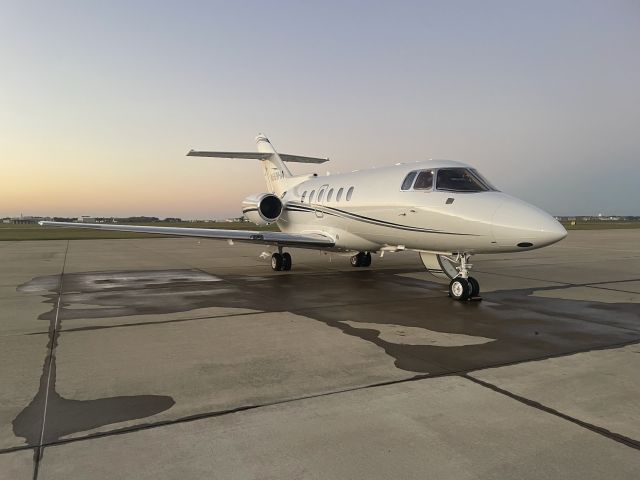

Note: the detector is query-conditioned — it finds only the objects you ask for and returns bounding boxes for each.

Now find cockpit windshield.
[436,168,496,192]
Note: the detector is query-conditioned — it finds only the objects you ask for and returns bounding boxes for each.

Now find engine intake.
[242,193,283,225]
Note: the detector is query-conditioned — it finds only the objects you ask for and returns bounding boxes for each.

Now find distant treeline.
[557,216,640,221]
[51,216,176,223]
[51,216,246,223]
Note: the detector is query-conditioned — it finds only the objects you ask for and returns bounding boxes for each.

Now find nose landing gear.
[447,253,481,301]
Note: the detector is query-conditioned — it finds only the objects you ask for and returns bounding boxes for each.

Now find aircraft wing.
[39,222,335,248]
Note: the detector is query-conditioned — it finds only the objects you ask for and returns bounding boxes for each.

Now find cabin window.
[309,190,316,203]
[436,168,492,192]
[346,186,354,201]
[318,189,325,202]
[301,191,307,203]
[336,187,344,201]
[327,188,334,202]
[414,170,434,190]
[401,171,417,190]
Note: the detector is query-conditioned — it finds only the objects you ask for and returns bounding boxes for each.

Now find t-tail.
[187,134,329,196]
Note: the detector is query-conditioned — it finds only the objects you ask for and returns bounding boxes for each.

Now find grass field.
[0,219,637,241]
[0,222,277,241]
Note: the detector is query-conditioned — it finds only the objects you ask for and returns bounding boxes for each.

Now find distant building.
[78,216,96,223]
[10,216,46,224]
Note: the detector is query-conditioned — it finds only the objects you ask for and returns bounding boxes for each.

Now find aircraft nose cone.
[492,198,567,249]
[542,216,568,244]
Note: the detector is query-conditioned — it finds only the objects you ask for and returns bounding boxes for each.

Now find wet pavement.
[0,230,639,479]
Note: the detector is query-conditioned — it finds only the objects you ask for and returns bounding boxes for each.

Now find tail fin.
[254,134,292,195]
[187,134,329,196]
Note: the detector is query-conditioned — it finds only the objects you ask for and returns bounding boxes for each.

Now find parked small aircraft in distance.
[41,134,567,300]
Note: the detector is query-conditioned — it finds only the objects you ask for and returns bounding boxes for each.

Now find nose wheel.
[446,253,481,301]
[271,250,292,271]
[449,277,470,300]
[448,276,480,300]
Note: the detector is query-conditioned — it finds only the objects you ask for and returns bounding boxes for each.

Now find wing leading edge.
[39,222,335,248]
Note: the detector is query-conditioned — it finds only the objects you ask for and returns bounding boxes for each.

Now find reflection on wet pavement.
[13,267,640,445]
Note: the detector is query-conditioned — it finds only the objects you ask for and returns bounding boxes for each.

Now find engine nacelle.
[242,193,283,225]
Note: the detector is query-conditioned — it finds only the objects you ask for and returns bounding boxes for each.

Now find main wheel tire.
[282,252,292,271]
[350,254,361,267]
[361,252,372,267]
[271,253,283,271]
[449,277,470,301]
[468,276,480,297]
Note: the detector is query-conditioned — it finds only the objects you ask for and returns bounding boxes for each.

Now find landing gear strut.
[350,251,372,267]
[447,253,480,301]
[271,248,292,271]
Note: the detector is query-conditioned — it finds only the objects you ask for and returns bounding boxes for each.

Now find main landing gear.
[447,253,481,301]
[271,248,292,271]
[350,251,372,267]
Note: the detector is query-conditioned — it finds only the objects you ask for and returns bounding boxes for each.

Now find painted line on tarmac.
[33,240,69,480]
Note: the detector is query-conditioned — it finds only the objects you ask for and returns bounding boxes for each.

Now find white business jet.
[41,134,567,301]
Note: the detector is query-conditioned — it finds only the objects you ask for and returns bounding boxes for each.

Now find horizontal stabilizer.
[279,154,329,164]
[187,150,328,164]
[187,151,271,160]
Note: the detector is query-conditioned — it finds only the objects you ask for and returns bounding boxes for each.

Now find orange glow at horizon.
[1,141,272,219]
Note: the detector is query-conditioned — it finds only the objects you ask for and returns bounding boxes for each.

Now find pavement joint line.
[194,267,445,313]
[461,374,640,451]
[584,285,640,295]
[1,331,51,338]
[2,337,638,457]
[586,278,640,286]
[38,295,450,337]
[43,298,433,334]
[475,294,640,334]
[13,268,449,337]
[48,310,265,334]
[494,298,640,335]
[33,240,69,480]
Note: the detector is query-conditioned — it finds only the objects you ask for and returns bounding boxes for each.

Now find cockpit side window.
[436,168,492,192]
[470,169,497,191]
[413,170,434,190]
[401,171,417,190]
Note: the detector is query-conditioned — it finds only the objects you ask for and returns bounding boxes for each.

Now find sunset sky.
[2,1,639,218]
